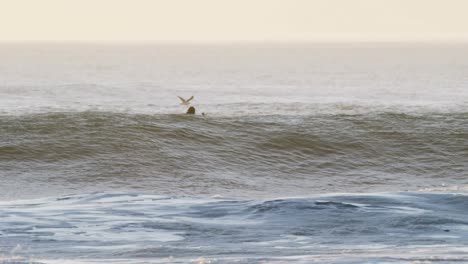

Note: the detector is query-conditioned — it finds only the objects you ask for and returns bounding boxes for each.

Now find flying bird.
[177,96,194,105]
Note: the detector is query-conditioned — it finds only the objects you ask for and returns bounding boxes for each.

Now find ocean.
[0,43,467,263]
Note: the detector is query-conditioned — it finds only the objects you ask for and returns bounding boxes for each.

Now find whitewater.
[0,43,467,263]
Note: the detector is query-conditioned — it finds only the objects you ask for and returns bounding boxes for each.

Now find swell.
[1,111,466,160]
[0,111,467,197]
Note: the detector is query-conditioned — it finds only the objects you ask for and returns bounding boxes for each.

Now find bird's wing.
[177,96,187,103]
[187,96,194,102]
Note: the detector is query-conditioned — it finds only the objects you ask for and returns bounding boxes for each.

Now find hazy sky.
[1,0,467,42]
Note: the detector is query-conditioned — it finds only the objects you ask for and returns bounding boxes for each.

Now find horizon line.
[1,39,468,45]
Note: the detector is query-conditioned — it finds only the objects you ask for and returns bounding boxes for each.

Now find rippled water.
[0,43,467,263]
[1,111,467,200]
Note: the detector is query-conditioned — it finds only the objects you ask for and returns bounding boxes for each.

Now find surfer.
[186,106,196,114]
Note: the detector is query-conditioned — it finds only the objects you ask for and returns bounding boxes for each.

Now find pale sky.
[1,0,468,42]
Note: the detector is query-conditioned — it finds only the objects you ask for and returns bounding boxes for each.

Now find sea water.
[0,43,467,263]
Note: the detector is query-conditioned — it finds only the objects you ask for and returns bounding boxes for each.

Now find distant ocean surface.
[0,43,467,263]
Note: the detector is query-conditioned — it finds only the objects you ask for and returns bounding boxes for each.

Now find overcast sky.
[1,0,467,42]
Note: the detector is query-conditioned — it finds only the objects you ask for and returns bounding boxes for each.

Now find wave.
[0,192,467,263]
[0,111,467,198]
[1,111,467,160]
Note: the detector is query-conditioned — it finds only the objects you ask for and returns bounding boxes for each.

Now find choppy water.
[1,192,468,264]
[0,43,467,263]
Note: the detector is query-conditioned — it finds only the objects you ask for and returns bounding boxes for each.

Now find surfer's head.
[186,106,196,114]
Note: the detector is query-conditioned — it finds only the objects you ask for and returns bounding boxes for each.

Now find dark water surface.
[1,111,467,200]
